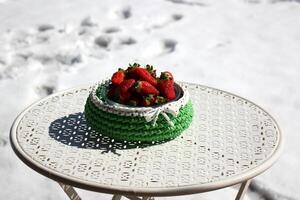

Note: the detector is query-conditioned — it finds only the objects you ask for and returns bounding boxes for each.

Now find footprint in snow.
[166,0,207,6]
[0,137,7,147]
[36,85,56,96]
[94,35,112,49]
[104,27,121,34]
[117,6,132,19]
[162,39,177,54]
[249,180,298,200]
[120,37,136,45]
[81,16,97,27]
[55,52,82,66]
[140,39,177,57]
[151,14,183,29]
[38,24,55,32]
[172,14,184,21]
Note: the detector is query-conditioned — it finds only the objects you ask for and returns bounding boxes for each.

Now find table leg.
[112,194,122,200]
[125,196,142,200]
[124,196,154,200]
[142,197,154,200]
[58,182,82,200]
[58,183,153,200]
[235,179,251,200]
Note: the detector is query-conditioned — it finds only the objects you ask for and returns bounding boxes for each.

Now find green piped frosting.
[84,85,194,142]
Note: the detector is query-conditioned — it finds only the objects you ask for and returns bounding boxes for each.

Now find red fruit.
[133,81,159,95]
[155,96,167,105]
[133,68,158,86]
[107,85,117,99]
[160,71,174,83]
[158,71,176,101]
[125,63,140,78]
[145,64,157,78]
[128,100,138,106]
[158,72,176,101]
[128,96,140,106]
[119,92,131,103]
[141,95,156,107]
[113,86,131,104]
[158,80,176,101]
[111,69,125,85]
[119,79,136,94]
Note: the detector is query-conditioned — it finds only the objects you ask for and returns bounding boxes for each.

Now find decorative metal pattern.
[11,83,281,195]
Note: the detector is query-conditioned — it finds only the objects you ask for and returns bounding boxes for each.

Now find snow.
[0,0,300,199]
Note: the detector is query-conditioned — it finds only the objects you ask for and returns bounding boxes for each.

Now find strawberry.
[133,67,158,86]
[141,94,156,107]
[108,86,131,104]
[125,63,140,78]
[128,100,139,106]
[111,68,125,85]
[155,96,167,105]
[158,72,176,101]
[107,85,117,99]
[160,71,174,83]
[145,64,156,78]
[119,92,131,103]
[117,87,131,104]
[128,96,141,106]
[119,79,136,94]
[133,81,159,95]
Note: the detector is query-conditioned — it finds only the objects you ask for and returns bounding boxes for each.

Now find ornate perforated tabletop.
[10,82,282,200]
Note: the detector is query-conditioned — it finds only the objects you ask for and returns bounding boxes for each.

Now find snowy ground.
[0,0,300,199]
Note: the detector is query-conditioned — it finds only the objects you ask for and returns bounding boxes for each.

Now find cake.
[84,63,193,142]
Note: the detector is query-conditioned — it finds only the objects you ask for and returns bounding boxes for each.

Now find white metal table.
[10,82,282,200]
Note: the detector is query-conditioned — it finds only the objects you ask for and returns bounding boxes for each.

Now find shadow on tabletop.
[48,112,168,155]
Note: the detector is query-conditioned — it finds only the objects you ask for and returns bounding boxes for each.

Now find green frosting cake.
[84,80,193,142]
